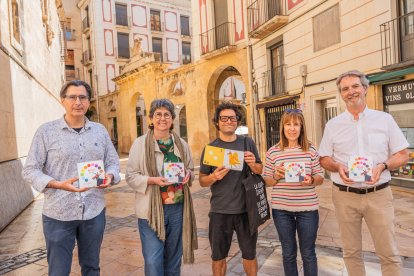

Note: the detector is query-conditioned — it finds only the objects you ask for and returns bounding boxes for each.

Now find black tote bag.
[242,137,270,235]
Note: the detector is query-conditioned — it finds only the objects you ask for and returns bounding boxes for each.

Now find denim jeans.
[138,203,183,276]
[272,209,319,276]
[42,209,106,276]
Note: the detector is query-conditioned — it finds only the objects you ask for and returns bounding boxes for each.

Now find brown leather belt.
[333,182,389,194]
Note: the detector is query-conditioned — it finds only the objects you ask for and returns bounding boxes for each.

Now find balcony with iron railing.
[82,17,90,32]
[200,22,236,59]
[262,65,286,99]
[82,49,92,65]
[380,11,414,69]
[247,0,288,39]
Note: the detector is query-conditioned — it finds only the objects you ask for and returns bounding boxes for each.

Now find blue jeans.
[272,209,319,276]
[138,204,183,276]
[42,209,106,276]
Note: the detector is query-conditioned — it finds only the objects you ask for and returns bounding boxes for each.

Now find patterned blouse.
[157,138,184,204]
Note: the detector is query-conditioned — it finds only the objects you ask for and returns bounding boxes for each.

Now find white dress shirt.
[319,107,409,187]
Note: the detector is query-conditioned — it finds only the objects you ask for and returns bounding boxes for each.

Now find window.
[11,0,21,43]
[269,43,284,96]
[117,32,130,59]
[182,42,191,64]
[313,4,340,52]
[83,6,90,30]
[150,10,161,31]
[115,3,128,26]
[65,49,75,80]
[152,37,163,61]
[180,15,190,36]
[65,18,72,40]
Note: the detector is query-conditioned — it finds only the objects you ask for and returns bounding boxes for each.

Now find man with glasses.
[319,70,409,276]
[199,102,263,276]
[22,80,120,276]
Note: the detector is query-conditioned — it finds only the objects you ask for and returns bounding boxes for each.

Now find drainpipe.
[247,41,261,152]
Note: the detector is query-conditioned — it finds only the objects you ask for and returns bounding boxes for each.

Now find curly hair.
[212,101,243,130]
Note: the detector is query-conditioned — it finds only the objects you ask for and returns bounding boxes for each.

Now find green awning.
[367,67,414,84]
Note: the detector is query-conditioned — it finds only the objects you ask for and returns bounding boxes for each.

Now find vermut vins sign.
[383,79,414,105]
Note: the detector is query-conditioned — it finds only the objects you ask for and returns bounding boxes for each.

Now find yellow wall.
[113,48,250,165]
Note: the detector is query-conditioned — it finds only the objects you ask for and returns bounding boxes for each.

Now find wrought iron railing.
[380,11,414,67]
[247,0,285,33]
[200,22,235,55]
[262,65,286,98]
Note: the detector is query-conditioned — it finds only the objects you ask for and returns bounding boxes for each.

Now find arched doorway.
[207,66,247,140]
[86,106,98,122]
[135,96,146,137]
[107,100,118,150]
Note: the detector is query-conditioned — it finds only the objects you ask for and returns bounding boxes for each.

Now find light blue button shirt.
[22,117,120,221]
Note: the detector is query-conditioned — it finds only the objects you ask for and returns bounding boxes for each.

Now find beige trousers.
[332,186,402,276]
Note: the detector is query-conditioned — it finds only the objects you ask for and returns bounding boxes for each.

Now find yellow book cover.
[203,145,244,171]
[203,145,225,167]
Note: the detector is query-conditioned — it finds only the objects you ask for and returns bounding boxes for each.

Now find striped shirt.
[263,144,323,212]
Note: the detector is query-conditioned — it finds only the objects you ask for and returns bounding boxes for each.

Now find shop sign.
[383,79,414,105]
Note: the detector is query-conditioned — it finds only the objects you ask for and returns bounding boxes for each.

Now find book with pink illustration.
[348,156,373,182]
[163,162,186,183]
[77,160,106,188]
[284,162,306,182]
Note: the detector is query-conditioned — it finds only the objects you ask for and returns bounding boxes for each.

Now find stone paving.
[1,157,414,275]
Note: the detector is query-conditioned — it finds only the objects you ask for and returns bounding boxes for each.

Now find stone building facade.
[113,0,251,165]
[248,0,414,187]
[76,0,193,144]
[0,0,66,230]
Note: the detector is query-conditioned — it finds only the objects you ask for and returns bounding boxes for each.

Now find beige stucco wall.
[0,0,65,230]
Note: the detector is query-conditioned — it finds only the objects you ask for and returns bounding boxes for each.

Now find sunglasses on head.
[284,108,302,114]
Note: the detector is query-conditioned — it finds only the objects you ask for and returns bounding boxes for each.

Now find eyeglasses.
[219,116,239,122]
[284,108,302,114]
[154,112,172,120]
[64,95,89,103]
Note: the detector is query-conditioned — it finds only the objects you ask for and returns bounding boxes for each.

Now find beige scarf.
[145,129,198,264]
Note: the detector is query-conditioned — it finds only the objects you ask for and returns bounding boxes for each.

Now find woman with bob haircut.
[263,109,324,276]
[126,98,197,276]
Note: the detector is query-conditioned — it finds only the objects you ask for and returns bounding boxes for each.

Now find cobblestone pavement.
[1,157,414,275]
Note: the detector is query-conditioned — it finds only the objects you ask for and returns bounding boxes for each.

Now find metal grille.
[265,103,296,150]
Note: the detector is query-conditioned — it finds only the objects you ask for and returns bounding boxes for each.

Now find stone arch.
[87,106,98,122]
[206,65,247,140]
[130,92,147,139]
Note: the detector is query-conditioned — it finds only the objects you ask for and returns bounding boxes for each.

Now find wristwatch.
[382,162,388,170]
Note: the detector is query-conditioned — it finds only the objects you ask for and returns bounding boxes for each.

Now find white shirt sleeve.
[318,122,333,157]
